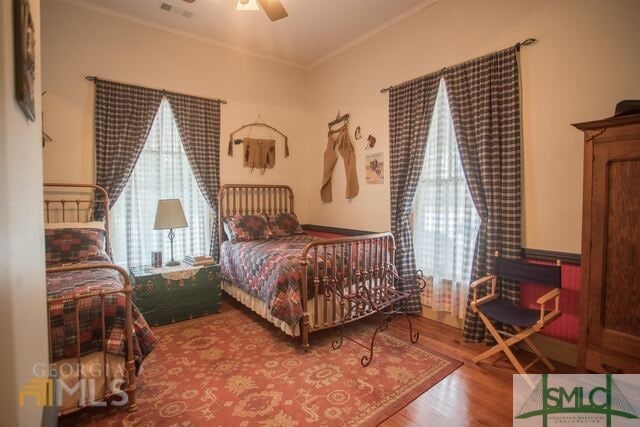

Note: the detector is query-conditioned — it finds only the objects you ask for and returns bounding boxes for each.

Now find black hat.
[614,100,640,117]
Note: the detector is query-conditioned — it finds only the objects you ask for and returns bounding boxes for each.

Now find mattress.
[222,280,338,336]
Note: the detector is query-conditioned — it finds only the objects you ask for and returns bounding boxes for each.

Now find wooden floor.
[221,299,574,427]
[377,313,573,426]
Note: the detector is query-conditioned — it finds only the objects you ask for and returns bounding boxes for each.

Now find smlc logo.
[514,374,639,427]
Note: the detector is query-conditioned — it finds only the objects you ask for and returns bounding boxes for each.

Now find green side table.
[129,263,221,327]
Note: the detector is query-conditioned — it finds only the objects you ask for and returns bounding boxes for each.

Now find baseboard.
[420,305,577,368]
[522,334,577,368]
[420,306,465,330]
[42,405,57,427]
[42,376,58,427]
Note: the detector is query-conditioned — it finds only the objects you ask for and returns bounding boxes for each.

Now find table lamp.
[153,199,188,266]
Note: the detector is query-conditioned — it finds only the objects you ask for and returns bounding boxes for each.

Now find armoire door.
[588,136,640,360]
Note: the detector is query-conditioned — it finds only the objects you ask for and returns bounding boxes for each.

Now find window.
[111,98,211,267]
[412,78,481,319]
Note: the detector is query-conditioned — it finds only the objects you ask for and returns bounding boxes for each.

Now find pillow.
[45,226,107,266]
[266,212,305,237]
[223,215,272,243]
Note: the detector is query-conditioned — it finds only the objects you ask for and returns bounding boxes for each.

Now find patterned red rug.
[61,308,461,426]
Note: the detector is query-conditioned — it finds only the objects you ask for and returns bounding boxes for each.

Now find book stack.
[184,255,215,266]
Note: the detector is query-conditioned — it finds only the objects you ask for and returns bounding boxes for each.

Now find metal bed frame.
[218,184,425,364]
[44,183,136,415]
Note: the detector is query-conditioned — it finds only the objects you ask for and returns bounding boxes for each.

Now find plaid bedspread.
[220,235,323,327]
[47,258,157,364]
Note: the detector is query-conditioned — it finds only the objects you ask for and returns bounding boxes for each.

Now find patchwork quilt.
[220,235,323,327]
[220,234,392,328]
[47,256,157,365]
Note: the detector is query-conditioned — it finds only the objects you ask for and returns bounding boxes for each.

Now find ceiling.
[71,0,433,68]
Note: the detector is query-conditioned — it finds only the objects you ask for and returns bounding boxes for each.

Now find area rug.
[61,308,462,426]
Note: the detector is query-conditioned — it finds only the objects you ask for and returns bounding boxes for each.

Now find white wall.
[0,0,49,425]
[305,0,640,253]
[41,0,310,221]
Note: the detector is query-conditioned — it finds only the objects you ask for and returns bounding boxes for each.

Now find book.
[184,255,214,266]
[188,260,215,266]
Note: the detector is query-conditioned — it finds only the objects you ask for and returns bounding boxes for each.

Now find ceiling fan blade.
[257,0,288,21]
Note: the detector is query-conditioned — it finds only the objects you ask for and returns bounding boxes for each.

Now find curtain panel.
[166,93,221,260]
[111,99,212,267]
[94,80,163,220]
[443,47,523,342]
[389,72,442,312]
[413,78,480,320]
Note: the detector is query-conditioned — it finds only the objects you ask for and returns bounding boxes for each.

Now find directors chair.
[470,252,562,379]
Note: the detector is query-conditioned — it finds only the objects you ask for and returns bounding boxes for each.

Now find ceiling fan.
[237,0,288,22]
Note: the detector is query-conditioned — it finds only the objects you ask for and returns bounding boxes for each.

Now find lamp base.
[165,260,180,267]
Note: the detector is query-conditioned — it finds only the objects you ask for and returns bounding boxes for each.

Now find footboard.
[46,263,137,415]
[298,232,398,349]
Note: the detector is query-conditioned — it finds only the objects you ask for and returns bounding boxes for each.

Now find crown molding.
[307,0,440,69]
[57,0,441,70]
[57,0,307,70]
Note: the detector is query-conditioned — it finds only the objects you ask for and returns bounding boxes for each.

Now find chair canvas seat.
[479,298,544,327]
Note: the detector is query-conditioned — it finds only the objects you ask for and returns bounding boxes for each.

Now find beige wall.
[305,0,640,253]
[41,0,311,221]
[0,0,49,425]
[42,0,640,254]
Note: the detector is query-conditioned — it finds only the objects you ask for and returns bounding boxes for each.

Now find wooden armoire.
[573,114,640,373]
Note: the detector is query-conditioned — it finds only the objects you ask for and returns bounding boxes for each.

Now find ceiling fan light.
[236,0,259,11]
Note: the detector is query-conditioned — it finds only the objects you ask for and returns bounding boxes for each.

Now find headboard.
[217,184,295,244]
[43,183,112,254]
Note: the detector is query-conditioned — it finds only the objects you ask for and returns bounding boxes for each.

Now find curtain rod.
[380,38,537,94]
[85,75,228,104]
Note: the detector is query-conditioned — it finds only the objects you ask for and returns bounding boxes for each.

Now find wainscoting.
[303,224,582,366]
[520,259,581,344]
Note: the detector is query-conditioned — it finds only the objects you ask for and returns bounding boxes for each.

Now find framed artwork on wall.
[14,0,36,121]
[365,152,384,184]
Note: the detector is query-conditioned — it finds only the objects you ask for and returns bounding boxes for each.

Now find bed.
[44,183,156,415]
[218,184,419,353]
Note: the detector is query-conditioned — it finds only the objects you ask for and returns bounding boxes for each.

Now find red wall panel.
[520,260,581,343]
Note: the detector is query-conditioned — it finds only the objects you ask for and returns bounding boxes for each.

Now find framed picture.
[365,152,384,184]
[14,0,36,121]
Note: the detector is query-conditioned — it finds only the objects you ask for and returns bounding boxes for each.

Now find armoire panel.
[604,159,640,336]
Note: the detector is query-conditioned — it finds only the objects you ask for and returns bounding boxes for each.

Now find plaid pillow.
[45,227,107,267]
[223,215,272,243]
[267,212,305,237]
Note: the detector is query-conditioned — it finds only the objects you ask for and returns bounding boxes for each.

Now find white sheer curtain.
[111,98,211,267]
[412,78,481,319]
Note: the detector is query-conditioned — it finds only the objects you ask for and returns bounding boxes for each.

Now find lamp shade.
[153,199,188,230]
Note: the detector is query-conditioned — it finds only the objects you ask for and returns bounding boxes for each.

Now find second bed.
[218,184,407,350]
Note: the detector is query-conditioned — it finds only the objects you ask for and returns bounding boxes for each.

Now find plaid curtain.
[389,72,442,312]
[443,47,522,342]
[94,80,163,219]
[166,93,221,260]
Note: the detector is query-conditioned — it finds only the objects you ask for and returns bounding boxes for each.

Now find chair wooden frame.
[470,253,561,385]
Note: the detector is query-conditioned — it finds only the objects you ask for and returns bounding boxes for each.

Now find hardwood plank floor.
[374,313,574,426]
[220,299,573,427]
